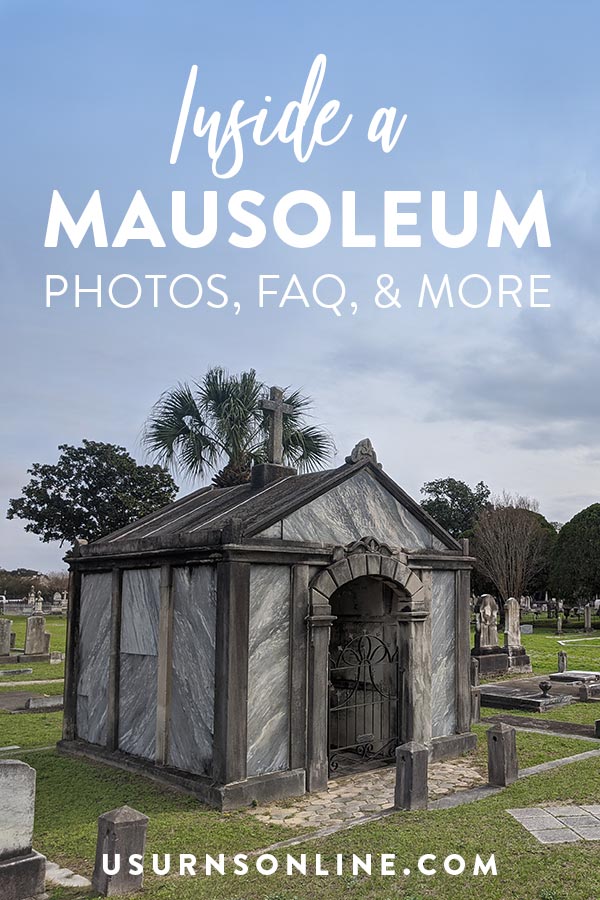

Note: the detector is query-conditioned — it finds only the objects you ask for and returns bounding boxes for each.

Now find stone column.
[487,723,518,786]
[455,561,472,734]
[289,564,309,771]
[306,592,336,792]
[155,565,173,766]
[62,566,81,741]
[212,560,250,785]
[397,608,432,745]
[107,568,123,751]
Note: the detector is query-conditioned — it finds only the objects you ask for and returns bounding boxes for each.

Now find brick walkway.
[249,759,485,828]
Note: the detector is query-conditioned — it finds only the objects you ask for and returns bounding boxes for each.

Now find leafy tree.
[143,367,334,486]
[7,441,178,545]
[420,477,491,537]
[550,504,600,601]
[471,493,555,602]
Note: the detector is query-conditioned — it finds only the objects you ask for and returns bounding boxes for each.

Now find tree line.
[5,367,599,606]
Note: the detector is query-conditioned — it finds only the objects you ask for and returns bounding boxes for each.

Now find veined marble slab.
[276,468,448,551]
[118,653,157,759]
[168,565,216,776]
[431,570,457,737]
[247,565,291,777]
[77,572,111,746]
[120,568,160,656]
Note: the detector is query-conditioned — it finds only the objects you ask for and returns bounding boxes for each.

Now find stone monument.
[584,603,593,633]
[503,597,532,673]
[21,615,51,662]
[0,618,12,661]
[472,594,509,676]
[0,760,47,899]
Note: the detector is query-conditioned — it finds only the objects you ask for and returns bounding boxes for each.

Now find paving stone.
[581,805,600,817]
[544,805,585,816]
[556,815,599,829]
[570,826,600,841]
[507,808,550,820]
[528,828,581,844]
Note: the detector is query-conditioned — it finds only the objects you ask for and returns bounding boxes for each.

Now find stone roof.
[85,456,461,554]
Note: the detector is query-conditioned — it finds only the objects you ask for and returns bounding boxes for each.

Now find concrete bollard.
[558,650,568,673]
[487,723,518,786]
[394,741,428,810]
[92,805,148,896]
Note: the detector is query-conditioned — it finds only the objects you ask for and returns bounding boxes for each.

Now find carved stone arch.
[309,537,425,612]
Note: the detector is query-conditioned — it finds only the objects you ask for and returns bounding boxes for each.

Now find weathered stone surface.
[24,616,49,656]
[584,604,593,633]
[0,619,12,657]
[0,760,36,858]
[92,805,148,896]
[487,723,518,786]
[0,850,47,900]
[431,571,457,738]
[395,741,428,810]
[558,651,568,673]
[504,598,521,650]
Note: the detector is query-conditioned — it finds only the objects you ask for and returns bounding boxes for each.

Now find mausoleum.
[60,405,475,809]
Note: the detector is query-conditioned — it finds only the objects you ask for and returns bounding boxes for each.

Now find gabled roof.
[92,456,462,553]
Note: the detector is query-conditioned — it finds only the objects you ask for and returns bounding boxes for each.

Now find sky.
[1,0,599,573]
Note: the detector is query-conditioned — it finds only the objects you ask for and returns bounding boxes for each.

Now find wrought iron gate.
[328,633,402,774]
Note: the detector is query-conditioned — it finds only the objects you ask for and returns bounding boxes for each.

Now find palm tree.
[142,367,335,487]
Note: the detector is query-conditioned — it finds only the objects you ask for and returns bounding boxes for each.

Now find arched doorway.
[328,576,404,775]
[306,538,431,791]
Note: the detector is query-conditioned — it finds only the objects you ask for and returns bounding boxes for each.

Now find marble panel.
[167,565,217,776]
[77,572,112,746]
[247,565,291,777]
[431,570,457,737]
[120,569,160,656]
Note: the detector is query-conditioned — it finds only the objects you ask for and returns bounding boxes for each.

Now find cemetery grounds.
[2,616,600,899]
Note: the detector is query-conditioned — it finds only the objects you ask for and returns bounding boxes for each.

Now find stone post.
[0,760,47,900]
[584,603,593,633]
[558,650,568,673]
[394,741,428,810]
[487,723,518,786]
[470,657,481,725]
[0,617,12,658]
[556,614,562,635]
[92,806,148,896]
[306,593,336,792]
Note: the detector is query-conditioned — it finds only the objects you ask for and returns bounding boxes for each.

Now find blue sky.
[1,1,599,572]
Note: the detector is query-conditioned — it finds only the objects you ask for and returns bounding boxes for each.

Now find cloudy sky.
[1,0,599,573]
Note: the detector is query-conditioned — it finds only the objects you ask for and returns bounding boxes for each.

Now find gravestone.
[0,618,12,660]
[520,624,533,635]
[472,594,509,676]
[556,614,563,635]
[504,598,532,673]
[558,650,568,673]
[0,760,47,899]
[92,806,148,896]
[22,615,50,661]
[584,604,593,633]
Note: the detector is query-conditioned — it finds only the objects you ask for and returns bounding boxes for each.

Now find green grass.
[470,724,595,769]
[40,748,600,900]
[0,679,64,695]
[0,709,63,749]
[482,704,600,726]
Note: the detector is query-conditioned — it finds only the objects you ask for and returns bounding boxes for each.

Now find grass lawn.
[35,746,600,900]
[0,615,66,683]
[481,703,600,726]
[0,709,63,749]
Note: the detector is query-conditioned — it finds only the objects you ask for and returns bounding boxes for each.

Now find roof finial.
[345,438,382,468]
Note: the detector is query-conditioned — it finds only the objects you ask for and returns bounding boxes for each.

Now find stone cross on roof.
[261,386,294,466]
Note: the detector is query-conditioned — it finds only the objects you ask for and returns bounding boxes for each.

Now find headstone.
[520,624,533,635]
[394,742,428,810]
[33,593,43,614]
[0,618,12,658]
[0,760,46,899]
[472,595,509,676]
[487,723,518,786]
[23,615,50,658]
[585,604,593,633]
[556,614,563,635]
[558,650,568,673]
[92,806,149,896]
[503,597,532,673]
